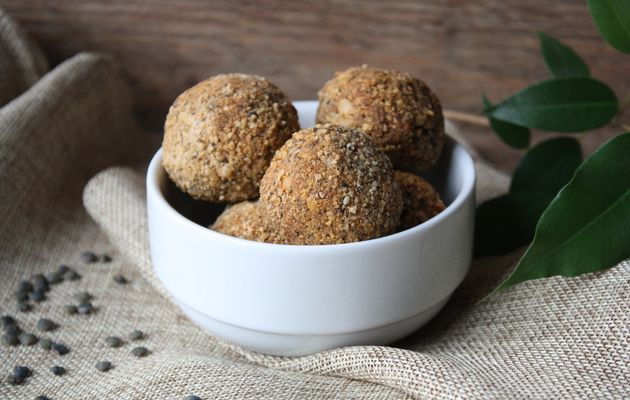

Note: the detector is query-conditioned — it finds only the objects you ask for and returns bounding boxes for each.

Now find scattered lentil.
[39,338,52,350]
[17,302,32,313]
[35,396,51,400]
[77,302,94,315]
[51,365,66,376]
[80,251,98,263]
[63,270,80,281]
[3,333,19,346]
[36,318,58,332]
[7,373,24,385]
[105,336,123,348]
[15,291,29,302]
[18,332,38,346]
[13,366,32,378]
[29,290,46,302]
[74,291,92,303]
[18,280,33,292]
[131,346,149,357]
[0,315,15,327]
[32,274,49,292]
[95,361,112,372]
[5,323,21,335]
[64,304,78,315]
[128,330,144,341]
[52,342,70,355]
[101,254,112,263]
[46,271,62,284]
[184,396,202,400]
[57,265,71,274]
[112,274,128,284]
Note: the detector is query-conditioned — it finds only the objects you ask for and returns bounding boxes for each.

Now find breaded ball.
[316,66,444,173]
[260,124,403,245]
[163,73,300,202]
[211,201,284,244]
[395,171,445,231]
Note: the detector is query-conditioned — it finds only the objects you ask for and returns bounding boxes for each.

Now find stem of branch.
[443,109,489,127]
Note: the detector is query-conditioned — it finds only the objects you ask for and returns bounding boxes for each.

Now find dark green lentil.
[35,396,51,400]
[18,332,38,346]
[18,280,33,292]
[131,346,149,357]
[46,271,62,284]
[13,366,32,378]
[74,291,92,303]
[39,338,53,350]
[101,254,112,263]
[52,342,70,355]
[15,291,29,302]
[77,302,94,315]
[51,365,66,376]
[64,304,78,315]
[5,323,21,335]
[95,361,112,372]
[105,336,123,348]
[17,302,32,312]
[29,290,46,302]
[37,318,58,332]
[184,396,202,400]
[7,373,24,385]
[63,270,81,281]
[0,315,16,327]
[128,330,144,341]
[57,265,71,274]
[3,333,19,346]
[80,251,98,263]
[32,275,49,292]
[113,274,128,284]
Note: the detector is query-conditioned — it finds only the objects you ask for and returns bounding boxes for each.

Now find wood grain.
[1,0,628,170]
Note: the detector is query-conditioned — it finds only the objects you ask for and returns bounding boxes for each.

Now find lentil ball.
[317,66,445,173]
[163,73,300,202]
[212,201,284,244]
[394,171,446,231]
[260,125,403,244]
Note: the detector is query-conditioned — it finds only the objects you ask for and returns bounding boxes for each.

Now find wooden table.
[2,0,627,171]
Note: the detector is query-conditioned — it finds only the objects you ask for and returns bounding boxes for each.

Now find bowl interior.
[159,100,462,230]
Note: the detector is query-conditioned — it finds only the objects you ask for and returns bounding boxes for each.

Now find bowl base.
[176,296,451,356]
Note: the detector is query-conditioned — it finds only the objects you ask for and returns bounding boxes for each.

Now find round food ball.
[316,66,444,173]
[260,124,403,245]
[163,73,300,202]
[395,171,445,231]
[211,201,284,244]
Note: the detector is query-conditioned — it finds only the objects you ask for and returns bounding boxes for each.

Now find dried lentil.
[95,361,112,372]
[131,346,149,357]
[36,318,58,332]
[18,332,37,345]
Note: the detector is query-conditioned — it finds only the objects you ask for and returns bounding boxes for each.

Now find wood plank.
[1,0,627,171]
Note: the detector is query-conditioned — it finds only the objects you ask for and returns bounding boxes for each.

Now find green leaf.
[510,137,582,193]
[482,95,530,149]
[538,32,590,78]
[588,0,630,53]
[488,78,618,132]
[474,137,582,257]
[493,132,630,293]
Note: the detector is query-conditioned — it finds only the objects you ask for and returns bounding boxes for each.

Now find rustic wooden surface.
[2,0,628,170]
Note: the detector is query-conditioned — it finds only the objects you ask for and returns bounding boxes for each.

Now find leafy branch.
[470,0,630,296]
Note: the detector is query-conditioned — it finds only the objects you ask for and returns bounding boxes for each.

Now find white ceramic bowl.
[147,100,475,356]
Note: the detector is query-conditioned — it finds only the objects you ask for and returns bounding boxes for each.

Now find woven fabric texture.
[1,9,628,400]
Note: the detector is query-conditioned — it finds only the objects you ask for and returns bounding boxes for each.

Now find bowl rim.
[147,139,475,252]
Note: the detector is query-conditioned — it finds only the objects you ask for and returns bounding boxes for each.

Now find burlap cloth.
[1,8,628,399]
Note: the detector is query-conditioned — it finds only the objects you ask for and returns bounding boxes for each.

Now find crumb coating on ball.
[211,201,284,244]
[316,66,444,173]
[394,171,445,231]
[260,124,403,245]
[163,73,299,202]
